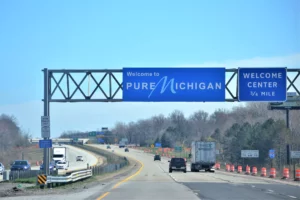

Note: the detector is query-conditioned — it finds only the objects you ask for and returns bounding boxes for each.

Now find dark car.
[0,162,5,175]
[125,148,129,152]
[10,160,31,171]
[107,145,111,149]
[40,161,56,171]
[154,155,161,161]
[168,158,186,173]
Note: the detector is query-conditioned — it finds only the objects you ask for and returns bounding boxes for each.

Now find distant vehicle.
[0,162,5,174]
[56,160,69,170]
[119,141,126,148]
[53,147,67,163]
[40,161,56,171]
[112,149,114,153]
[10,160,31,171]
[76,156,83,161]
[154,155,161,161]
[169,158,186,173]
[190,141,216,172]
[107,145,111,149]
[125,148,129,152]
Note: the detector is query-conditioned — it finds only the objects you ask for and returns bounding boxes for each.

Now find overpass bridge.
[29,138,90,144]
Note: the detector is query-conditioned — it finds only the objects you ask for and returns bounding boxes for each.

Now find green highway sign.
[175,146,183,152]
[89,132,97,137]
[268,96,300,110]
[73,138,78,142]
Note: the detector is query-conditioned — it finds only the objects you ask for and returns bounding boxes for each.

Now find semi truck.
[52,147,67,163]
[119,141,126,148]
[190,141,216,172]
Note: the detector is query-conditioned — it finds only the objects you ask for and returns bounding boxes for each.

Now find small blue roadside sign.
[238,68,287,102]
[97,138,105,143]
[269,149,275,159]
[96,131,105,135]
[155,143,162,147]
[39,139,52,148]
[123,68,226,102]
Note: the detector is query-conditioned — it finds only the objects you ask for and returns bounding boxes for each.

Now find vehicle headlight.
[24,166,28,169]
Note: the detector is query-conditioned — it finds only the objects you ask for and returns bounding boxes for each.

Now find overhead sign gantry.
[41,67,300,175]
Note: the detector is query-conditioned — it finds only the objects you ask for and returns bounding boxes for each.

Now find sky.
[0,0,299,138]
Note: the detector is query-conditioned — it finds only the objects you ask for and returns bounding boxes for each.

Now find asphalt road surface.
[91,145,300,200]
[56,144,98,174]
[2,145,300,200]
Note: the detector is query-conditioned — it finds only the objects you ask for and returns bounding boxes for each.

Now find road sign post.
[175,146,183,152]
[241,150,259,158]
[39,140,52,148]
[43,68,50,176]
[291,151,300,159]
[269,149,275,159]
[238,68,287,102]
[269,149,275,168]
[155,143,162,148]
[41,116,50,138]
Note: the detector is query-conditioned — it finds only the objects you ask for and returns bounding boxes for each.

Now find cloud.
[0,53,299,138]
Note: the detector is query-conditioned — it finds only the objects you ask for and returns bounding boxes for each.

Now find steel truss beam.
[44,68,300,102]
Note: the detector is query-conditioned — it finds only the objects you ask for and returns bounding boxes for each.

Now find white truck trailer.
[53,147,67,163]
[190,141,216,172]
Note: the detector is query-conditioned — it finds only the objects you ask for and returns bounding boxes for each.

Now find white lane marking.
[266,189,274,193]
[170,174,177,182]
[287,195,297,199]
[251,185,255,188]
[157,163,178,182]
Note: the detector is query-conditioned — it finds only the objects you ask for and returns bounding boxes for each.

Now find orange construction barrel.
[226,164,230,172]
[230,165,235,172]
[269,168,276,178]
[245,165,250,175]
[261,167,267,177]
[282,168,289,179]
[252,167,257,176]
[295,169,300,181]
[237,166,242,173]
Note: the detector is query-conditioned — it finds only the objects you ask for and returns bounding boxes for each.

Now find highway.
[2,144,300,200]
[0,145,98,182]
[56,144,98,174]
[87,145,300,200]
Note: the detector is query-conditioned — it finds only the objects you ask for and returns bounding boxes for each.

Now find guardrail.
[3,170,41,181]
[92,160,128,175]
[46,169,92,183]
[73,144,129,175]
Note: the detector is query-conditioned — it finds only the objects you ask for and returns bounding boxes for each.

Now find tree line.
[60,102,300,169]
[0,114,31,166]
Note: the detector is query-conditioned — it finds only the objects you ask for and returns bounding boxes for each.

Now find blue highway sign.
[269,149,275,159]
[238,68,287,102]
[123,68,226,102]
[96,131,105,135]
[155,143,162,147]
[39,139,52,148]
[97,138,105,143]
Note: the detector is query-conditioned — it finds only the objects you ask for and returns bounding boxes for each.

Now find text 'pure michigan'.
[125,71,223,98]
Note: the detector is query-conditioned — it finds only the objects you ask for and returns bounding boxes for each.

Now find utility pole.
[43,68,50,176]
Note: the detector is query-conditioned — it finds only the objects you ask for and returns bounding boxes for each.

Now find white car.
[0,162,4,175]
[56,160,69,170]
[76,156,83,162]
